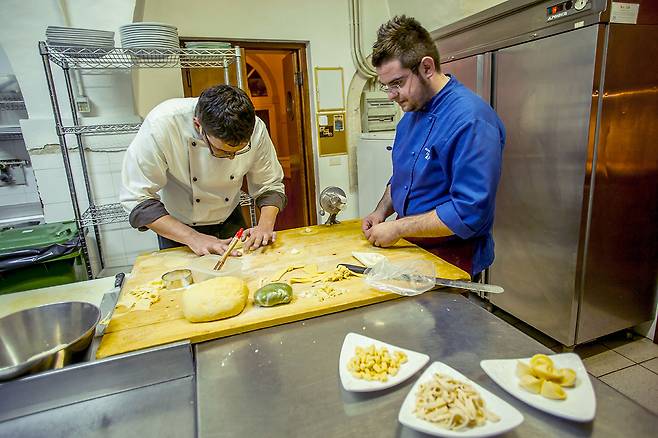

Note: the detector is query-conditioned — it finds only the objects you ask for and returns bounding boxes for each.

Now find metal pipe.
[39,42,93,279]
[234,46,243,89]
[349,0,377,78]
[223,58,230,85]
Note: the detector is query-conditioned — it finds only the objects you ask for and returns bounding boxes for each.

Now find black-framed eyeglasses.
[201,130,251,159]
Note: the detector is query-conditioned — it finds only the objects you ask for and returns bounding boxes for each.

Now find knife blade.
[338,263,504,295]
[95,272,125,337]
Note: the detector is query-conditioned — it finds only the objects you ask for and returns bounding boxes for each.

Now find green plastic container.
[0,221,85,295]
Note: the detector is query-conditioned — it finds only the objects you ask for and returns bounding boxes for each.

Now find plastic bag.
[364,259,435,296]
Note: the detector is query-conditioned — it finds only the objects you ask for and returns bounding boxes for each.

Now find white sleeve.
[119,119,169,214]
[246,121,286,208]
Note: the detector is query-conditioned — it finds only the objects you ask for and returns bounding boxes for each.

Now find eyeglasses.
[379,65,418,94]
[201,130,251,159]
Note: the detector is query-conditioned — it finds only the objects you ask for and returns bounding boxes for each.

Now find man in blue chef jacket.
[361,15,505,278]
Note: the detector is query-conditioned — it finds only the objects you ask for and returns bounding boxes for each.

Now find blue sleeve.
[435,119,503,239]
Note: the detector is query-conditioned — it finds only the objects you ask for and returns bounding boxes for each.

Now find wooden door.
[275,51,310,230]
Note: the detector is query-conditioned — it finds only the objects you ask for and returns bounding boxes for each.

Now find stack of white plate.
[46,26,115,48]
[184,41,232,49]
[119,22,179,49]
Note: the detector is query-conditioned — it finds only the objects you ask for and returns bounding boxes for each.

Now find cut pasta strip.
[414,373,500,430]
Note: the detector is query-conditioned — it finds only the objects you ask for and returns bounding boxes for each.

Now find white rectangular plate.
[399,361,524,437]
[480,353,595,422]
[339,333,429,392]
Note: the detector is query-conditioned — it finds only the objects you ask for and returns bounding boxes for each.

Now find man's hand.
[241,225,277,252]
[362,211,386,237]
[366,220,402,247]
[186,233,242,256]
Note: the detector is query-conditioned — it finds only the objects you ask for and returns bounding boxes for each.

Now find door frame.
[180,37,318,225]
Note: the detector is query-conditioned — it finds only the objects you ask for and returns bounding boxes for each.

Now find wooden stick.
[213,228,244,270]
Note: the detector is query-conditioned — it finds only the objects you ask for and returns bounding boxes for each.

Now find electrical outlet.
[75,96,91,113]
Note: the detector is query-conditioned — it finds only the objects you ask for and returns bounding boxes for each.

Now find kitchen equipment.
[95,272,125,337]
[339,263,504,294]
[0,301,100,380]
[357,132,394,217]
[319,186,347,225]
[435,0,658,346]
[213,228,243,270]
[162,269,193,289]
[95,220,469,359]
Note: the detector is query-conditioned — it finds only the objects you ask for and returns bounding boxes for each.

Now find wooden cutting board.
[96,220,469,358]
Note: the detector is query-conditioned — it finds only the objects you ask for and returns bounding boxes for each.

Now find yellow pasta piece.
[516,360,532,378]
[517,354,577,400]
[557,368,577,387]
[541,380,567,400]
[346,344,407,382]
[532,363,562,381]
[529,354,553,368]
[519,374,543,394]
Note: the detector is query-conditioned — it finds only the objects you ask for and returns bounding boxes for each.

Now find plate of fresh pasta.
[399,361,523,437]
[339,333,429,392]
[480,353,595,422]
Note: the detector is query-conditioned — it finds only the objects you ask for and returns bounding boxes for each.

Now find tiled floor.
[468,294,658,416]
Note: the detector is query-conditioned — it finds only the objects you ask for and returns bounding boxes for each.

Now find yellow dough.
[182,276,248,323]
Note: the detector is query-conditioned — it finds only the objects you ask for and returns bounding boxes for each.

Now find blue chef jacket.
[389,76,505,275]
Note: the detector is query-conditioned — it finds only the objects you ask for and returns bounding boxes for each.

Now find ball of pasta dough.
[182,276,248,323]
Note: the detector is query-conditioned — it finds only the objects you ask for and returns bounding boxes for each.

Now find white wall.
[0,0,157,273]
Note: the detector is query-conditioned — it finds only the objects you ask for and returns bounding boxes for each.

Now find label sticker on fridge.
[611,2,639,24]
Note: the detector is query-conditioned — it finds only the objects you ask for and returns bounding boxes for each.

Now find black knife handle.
[338,263,367,274]
[114,272,125,288]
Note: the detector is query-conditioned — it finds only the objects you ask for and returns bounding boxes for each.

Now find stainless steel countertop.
[195,293,657,437]
[0,341,196,437]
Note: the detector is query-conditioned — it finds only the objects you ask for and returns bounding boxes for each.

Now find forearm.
[147,215,198,245]
[395,211,454,239]
[257,205,279,230]
[374,185,395,218]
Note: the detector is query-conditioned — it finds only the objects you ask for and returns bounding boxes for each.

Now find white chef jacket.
[120,97,285,227]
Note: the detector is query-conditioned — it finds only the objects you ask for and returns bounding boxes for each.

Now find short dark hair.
[371,15,440,71]
[195,84,255,146]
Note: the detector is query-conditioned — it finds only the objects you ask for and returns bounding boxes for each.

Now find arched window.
[246,63,268,97]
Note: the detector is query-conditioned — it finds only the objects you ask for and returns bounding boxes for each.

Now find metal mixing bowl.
[0,301,100,381]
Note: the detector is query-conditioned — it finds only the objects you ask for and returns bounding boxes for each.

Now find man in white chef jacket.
[120,84,286,255]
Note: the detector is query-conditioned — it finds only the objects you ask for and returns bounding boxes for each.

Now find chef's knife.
[339,263,504,294]
[95,272,125,337]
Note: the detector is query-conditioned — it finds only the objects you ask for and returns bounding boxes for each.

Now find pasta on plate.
[414,373,500,430]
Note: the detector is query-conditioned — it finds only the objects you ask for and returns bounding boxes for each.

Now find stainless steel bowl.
[0,301,100,381]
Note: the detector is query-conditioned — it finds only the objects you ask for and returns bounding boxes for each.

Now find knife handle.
[114,272,125,288]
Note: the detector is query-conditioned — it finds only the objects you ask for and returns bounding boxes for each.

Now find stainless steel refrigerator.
[433,0,658,346]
